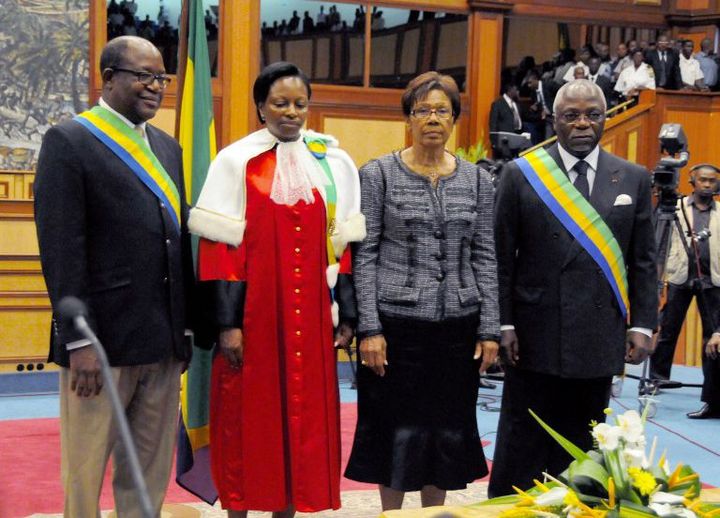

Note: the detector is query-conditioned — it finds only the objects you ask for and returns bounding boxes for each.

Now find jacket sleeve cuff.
[195,280,247,350]
[357,328,383,340]
[335,273,357,327]
[477,334,501,343]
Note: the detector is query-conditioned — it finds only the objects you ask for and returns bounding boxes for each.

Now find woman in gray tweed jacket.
[344,72,501,510]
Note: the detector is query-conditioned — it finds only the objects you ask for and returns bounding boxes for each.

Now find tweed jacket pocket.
[378,283,421,306]
[458,285,482,307]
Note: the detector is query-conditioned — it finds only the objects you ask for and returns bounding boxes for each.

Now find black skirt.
[344,314,488,491]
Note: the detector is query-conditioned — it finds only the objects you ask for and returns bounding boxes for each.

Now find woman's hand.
[219,327,243,369]
[359,334,388,377]
[474,340,499,374]
[334,322,355,350]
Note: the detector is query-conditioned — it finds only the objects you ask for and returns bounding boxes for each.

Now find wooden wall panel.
[322,117,408,167]
[504,18,559,68]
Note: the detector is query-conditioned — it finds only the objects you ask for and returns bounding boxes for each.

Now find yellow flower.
[604,408,613,416]
[499,508,540,517]
[628,467,658,496]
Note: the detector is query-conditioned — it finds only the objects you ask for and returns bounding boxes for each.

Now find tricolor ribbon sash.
[74,106,182,234]
[515,148,629,318]
[305,136,338,267]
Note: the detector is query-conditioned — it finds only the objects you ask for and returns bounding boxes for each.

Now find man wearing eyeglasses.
[489,79,657,497]
[34,36,194,517]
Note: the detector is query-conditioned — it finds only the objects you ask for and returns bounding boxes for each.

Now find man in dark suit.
[490,84,523,159]
[645,34,683,90]
[488,80,657,497]
[524,71,559,143]
[587,57,614,107]
[34,36,193,516]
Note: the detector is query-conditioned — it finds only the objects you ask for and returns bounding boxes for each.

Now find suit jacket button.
[552,232,559,239]
[434,230,445,239]
[159,202,165,209]
[163,277,168,284]
[436,271,446,281]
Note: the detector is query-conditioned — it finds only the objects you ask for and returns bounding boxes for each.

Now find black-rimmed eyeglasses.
[112,67,172,88]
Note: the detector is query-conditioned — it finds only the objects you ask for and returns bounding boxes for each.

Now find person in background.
[695,38,718,90]
[611,42,632,82]
[489,79,657,497]
[34,36,193,517]
[189,61,365,518]
[650,164,720,419]
[563,46,592,82]
[679,40,708,90]
[345,71,500,512]
[525,70,558,143]
[645,34,683,90]
[615,48,656,98]
[586,56,613,106]
[490,83,523,159]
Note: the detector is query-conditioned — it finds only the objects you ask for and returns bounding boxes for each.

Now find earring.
[259,115,266,123]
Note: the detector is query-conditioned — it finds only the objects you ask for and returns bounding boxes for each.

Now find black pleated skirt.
[344,314,488,491]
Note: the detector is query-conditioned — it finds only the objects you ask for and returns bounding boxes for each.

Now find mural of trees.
[0,0,89,170]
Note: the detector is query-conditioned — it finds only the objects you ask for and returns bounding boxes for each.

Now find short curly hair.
[401,72,461,121]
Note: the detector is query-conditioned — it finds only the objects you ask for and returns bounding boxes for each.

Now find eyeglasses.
[112,67,172,88]
[411,107,453,120]
[559,111,604,124]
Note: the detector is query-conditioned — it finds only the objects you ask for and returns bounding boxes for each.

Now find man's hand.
[334,322,355,350]
[69,347,102,398]
[474,340,499,374]
[706,333,720,360]
[500,329,519,367]
[219,327,243,369]
[625,330,653,364]
[359,334,387,377]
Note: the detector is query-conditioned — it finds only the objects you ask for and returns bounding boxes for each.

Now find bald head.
[100,36,162,73]
[554,79,607,114]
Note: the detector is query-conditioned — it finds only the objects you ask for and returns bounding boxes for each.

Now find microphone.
[57,296,154,518]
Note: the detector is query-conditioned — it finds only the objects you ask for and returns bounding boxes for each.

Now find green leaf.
[617,500,658,517]
[567,458,610,493]
[529,409,591,462]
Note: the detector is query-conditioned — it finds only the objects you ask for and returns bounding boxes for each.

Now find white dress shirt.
[679,54,704,86]
[503,93,522,130]
[614,64,656,95]
[563,62,590,82]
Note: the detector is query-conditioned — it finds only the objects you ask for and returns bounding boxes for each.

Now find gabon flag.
[175,0,218,504]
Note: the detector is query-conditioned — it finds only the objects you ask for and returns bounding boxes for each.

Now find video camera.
[652,123,689,211]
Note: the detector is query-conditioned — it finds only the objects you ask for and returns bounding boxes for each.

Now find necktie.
[573,160,590,200]
[511,101,522,130]
[659,52,667,86]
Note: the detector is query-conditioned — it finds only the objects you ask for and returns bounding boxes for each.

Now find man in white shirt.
[612,42,633,82]
[679,40,708,90]
[615,49,656,97]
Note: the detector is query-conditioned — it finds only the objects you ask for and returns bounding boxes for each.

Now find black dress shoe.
[687,404,720,419]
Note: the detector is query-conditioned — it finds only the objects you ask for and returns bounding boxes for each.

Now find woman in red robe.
[188,62,365,518]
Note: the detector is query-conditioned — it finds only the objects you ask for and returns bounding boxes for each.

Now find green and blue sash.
[305,136,338,267]
[74,106,181,234]
[515,148,629,318]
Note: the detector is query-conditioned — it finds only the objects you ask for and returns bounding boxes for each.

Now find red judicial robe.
[198,148,346,512]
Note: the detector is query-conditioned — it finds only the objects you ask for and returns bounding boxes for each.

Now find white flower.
[534,487,568,506]
[623,446,646,469]
[617,410,645,443]
[648,503,697,517]
[592,423,622,451]
[650,492,685,505]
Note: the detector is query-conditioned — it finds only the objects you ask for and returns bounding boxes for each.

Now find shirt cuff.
[628,327,652,338]
[500,325,515,332]
[66,339,92,351]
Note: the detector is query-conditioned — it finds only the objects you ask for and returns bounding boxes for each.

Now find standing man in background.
[489,80,657,497]
[34,36,194,517]
[694,38,718,90]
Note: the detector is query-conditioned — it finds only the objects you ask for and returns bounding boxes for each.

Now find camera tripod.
[623,193,706,417]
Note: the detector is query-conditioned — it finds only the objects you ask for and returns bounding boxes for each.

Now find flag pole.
[175,0,190,139]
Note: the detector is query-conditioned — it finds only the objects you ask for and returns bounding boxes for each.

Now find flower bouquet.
[474,408,720,517]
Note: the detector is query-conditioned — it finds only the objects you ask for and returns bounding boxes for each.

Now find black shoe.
[687,404,720,419]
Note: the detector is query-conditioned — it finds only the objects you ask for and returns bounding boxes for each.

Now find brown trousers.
[60,356,182,518]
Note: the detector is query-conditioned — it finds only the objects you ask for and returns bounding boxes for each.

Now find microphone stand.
[73,316,154,518]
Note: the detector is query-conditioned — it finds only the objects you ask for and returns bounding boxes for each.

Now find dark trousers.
[487,367,611,498]
[650,284,720,407]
